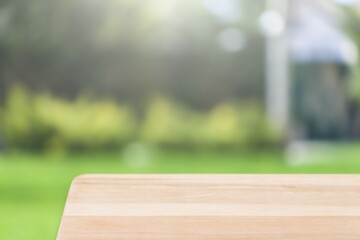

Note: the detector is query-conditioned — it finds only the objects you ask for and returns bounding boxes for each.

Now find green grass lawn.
[1,148,360,239]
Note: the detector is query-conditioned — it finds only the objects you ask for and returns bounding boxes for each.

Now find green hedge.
[0,87,135,151]
[0,87,281,152]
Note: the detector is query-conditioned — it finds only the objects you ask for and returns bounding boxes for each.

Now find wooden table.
[57,174,360,239]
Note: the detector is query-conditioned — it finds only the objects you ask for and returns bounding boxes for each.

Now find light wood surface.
[57,174,360,239]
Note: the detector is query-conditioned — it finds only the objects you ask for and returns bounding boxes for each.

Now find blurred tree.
[339,5,360,137]
[0,0,12,103]
[0,0,266,109]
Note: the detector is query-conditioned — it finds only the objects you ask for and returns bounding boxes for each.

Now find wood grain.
[57,175,360,239]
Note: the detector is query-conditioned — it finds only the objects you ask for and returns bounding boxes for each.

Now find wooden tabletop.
[57,174,360,239]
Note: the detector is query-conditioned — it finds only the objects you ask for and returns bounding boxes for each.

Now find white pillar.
[264,0,290,133]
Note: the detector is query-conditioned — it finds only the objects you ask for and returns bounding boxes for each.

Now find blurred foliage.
[140,96,194,146]
[0,86,136,151]
[338,5,360,102]
[199,102,279,148]
[0,0,265,108]
[141,96,281,149]
[0,87,281,152]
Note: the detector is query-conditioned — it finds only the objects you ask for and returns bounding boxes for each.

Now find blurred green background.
[1,0,360,239]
